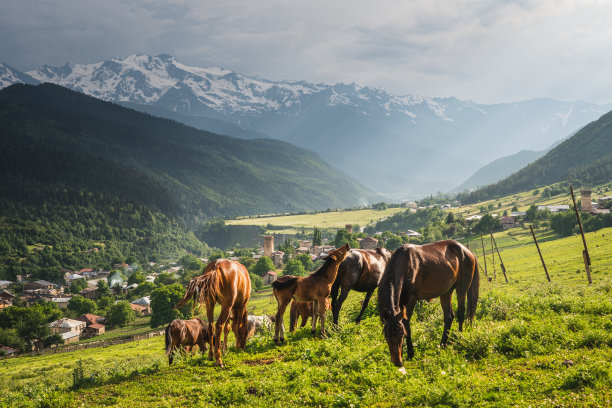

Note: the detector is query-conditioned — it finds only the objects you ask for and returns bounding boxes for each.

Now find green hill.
[0,84,376,221]
[458,110,612,204]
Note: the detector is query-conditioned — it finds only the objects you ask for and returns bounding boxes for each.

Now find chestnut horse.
[164,318,210,365]
[272,244,350,343]
[378,240,479,366]
[177,259,251,367]
[330,247,392,325]
[289,298,331,332]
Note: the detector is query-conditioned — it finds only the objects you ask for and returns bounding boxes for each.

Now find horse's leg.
[274,297,290,344]
[403,296,418,359]
[439,290,455,347]
[456,289,467,332]
[300,311,308,328]
[330,279,341,325]
[223,321,230,353]
[318,297,328,338]
[213,305,232,367]
[333,286,350,325]
[311,301,319,336]
[205,299,215,361]
[355,289,374,324]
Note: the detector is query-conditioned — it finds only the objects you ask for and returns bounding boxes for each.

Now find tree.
[295,253,314,271]
[131,281,156,298]
[150,284,190,328]
[252,256,275,277]
[385,234,403,251]
[154,272,178,286]
[179,254,203,271]
[333,229,359,249]
[106,301,136,328]
[312,227,322,246]
[68,295,97,316]
[472,214,502,235]
[96,279,111,299]
[127,270,146,285]
[96,296,114,310]
[445,212,455,224]
[283,259,307,277]
[68,278,88,294]
[0,302,62,349]
[249,273,263,291]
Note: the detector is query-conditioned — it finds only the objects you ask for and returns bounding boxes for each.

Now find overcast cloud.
[1,0,611,103]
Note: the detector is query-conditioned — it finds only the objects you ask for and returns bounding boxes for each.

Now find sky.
[1,0,611,104]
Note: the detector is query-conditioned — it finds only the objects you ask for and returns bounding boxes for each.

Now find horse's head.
[329,243,350,263]
[382,309,407,367]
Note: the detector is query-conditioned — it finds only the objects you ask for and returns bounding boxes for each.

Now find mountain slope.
[457,110,612,204]
[0,62,39,88]
[0,83,377,220]
[3,54,607,198]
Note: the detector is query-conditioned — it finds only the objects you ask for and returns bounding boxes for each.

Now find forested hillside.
[458,110,612,204]
[0,83,375,221]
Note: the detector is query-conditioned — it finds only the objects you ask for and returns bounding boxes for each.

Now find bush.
[105,301,135,328]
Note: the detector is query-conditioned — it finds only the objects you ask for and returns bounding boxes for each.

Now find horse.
[176,259,251,367]
[246,314,274,338]
[378,240,479,367]
[164,318,210,365]
[272,243,350,343]
[289,298,331,332]
[330,247,392,325]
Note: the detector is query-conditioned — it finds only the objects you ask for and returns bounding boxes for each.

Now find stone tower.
[345,224,353,234]
[581,188,592,212]
[263,235,274,258]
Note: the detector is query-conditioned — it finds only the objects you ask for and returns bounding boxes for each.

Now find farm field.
[2,227,611,407]
[225,207,405,234]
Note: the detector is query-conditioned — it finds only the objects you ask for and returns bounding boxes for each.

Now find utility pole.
[570,186,592,284]
[530,224,551,282]
[491,233,508,283]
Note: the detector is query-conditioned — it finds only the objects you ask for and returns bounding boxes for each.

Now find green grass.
[225,207,405,233]
[2,222,612,407]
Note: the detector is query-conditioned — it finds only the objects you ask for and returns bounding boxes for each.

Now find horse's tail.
[466,254,480,325]
[164,324,172,356]
[176,265,221,310]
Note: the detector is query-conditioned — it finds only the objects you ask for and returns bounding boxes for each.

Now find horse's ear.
[343,243,350,251]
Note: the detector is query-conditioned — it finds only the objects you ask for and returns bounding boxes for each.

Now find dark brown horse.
[272,244,350,343]
[164,318,210,365]
[177,259,251,367]
[330,247,392,325]
[378,240,479,366]
[289,298,331,332]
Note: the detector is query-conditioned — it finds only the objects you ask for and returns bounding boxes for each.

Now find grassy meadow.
[2,226,611,407]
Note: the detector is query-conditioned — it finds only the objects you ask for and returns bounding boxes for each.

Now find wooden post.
[491,233,508,283]
[480,235,488,276]
[490,231,497,279]
[570,186,592,284]
[530,224,551,282]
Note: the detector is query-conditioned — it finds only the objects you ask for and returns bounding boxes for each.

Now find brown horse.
[176,259,251,367]
[164,318,210,365]
[330,247,392,325]
[272,244,350,343]
[378,240,479,366]
[289,298,331,332]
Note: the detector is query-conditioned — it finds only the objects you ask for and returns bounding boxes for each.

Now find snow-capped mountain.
[3,54,611,198]
[0,62,39,88]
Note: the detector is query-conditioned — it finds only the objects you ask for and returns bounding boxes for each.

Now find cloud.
[1,0,612,103]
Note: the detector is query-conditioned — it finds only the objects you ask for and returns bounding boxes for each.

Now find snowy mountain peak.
[0,62,40,88]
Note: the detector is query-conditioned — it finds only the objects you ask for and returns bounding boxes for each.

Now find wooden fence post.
[491,233,508,283]
[529,224,551,282]
[480,235,488,276]
[570,186,592,284]
[489,232,497,279]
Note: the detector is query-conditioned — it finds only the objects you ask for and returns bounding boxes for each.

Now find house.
[500,216,516,230]
[403,230,422,237]
[359,237,379,250]
[440,204,452,210]
[50,297,72,308]
[0,289,15,302]
[263,270,277,285]
[404,202,417,209]
[65,273,85,283]
[296,246,310,254]
[0,280,12,289]
[23,280,55,291]
[537,205,570,213]
[76,314,104,326]
[466,215,482,222]
[510,211,526,218]
[299,240,312,249]
[79,287,98,300]
[49,318,86,343]
[271,251,284,267]
[0,345,19,356]
[77,314,105,338]
[0,299,12,309]
[131,296,151,314]
[130,303,148,316]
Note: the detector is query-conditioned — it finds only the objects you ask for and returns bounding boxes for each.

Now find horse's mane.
[377,247,406,322]
[176,260,222,310]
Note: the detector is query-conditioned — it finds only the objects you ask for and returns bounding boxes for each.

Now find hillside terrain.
[1,226,611,407]
[0,83,375,220]
[2,56,610,197]
[458,109,612,204]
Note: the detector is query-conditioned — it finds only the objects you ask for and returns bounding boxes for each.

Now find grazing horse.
[330,247,392,325]
[164,318,210,365]
[378,240,479,367]
[289,298,331,332]
[177,259,251,367]
[272,244,350,343]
